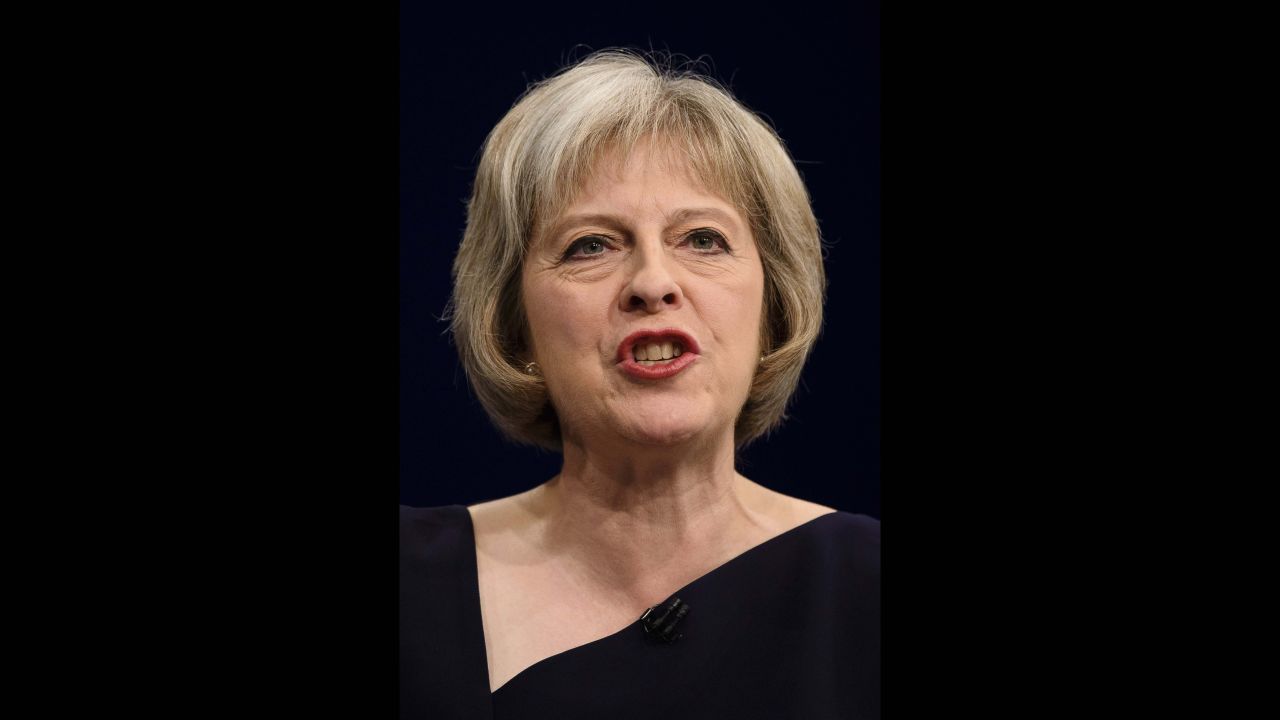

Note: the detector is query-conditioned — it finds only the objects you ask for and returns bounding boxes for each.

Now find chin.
[622,424,702,447]
[614,407,719,447]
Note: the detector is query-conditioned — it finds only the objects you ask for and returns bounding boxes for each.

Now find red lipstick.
[615,329,700,380]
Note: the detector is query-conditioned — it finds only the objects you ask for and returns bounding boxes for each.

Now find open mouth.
[616,329,700,380]
[632,338,685,365]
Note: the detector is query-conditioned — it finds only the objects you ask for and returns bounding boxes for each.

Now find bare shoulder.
[466,487,543,561]
[782,495,840,525]
[468,484,552,568]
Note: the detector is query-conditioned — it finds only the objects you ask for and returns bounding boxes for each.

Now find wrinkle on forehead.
[532,134,751,247]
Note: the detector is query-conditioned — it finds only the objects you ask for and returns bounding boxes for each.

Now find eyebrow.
[547,207,743,241]
[665,207,741,229]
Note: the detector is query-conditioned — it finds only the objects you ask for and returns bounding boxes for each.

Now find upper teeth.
[634,340,684,361]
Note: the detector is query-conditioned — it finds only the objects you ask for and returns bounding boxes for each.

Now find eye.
[685,229,730,253]
[563,235,612,260]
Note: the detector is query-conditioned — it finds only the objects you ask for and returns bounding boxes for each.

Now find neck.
[524,431,772,606]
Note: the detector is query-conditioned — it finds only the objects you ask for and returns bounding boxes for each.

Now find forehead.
[544,138,745,230]
[584,147,714,204]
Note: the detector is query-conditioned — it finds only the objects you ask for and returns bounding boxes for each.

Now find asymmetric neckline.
[400,503,880,718]
[465,508,843,696]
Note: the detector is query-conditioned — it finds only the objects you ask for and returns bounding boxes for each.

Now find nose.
[619,240,683,314]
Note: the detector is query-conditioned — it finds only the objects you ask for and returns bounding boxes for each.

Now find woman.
[401,50,879,719]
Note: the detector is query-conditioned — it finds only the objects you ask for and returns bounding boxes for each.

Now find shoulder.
[822,510,880,543]
[810,510,879,553]
[400,504,476,568]
[743,480,879,575]
[749,479,878,581]
[809,511,880,587]
[463,487,547,562]
[739,477,837,528]
[400,503,471,536]
[400,505,490,712]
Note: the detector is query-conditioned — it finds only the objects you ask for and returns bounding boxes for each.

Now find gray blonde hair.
[447,50,826,451]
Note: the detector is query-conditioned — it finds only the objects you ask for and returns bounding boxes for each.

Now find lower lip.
[617,352,698,380]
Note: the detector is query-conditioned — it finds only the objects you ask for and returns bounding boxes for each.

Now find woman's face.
[521,141,765,449]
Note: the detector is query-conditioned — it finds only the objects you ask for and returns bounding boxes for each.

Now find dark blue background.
[400,6,880,518]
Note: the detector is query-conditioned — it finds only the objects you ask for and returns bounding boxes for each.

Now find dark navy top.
[400,504,880,719]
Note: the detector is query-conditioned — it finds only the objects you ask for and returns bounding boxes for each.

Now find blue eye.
[687,230,729,253]
[564,236,610,260]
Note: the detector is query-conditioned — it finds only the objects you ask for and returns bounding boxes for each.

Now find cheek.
[525,280,610,360]
[704,275,765,350]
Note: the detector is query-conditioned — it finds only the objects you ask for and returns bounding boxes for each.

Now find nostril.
[628,292,678,310]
